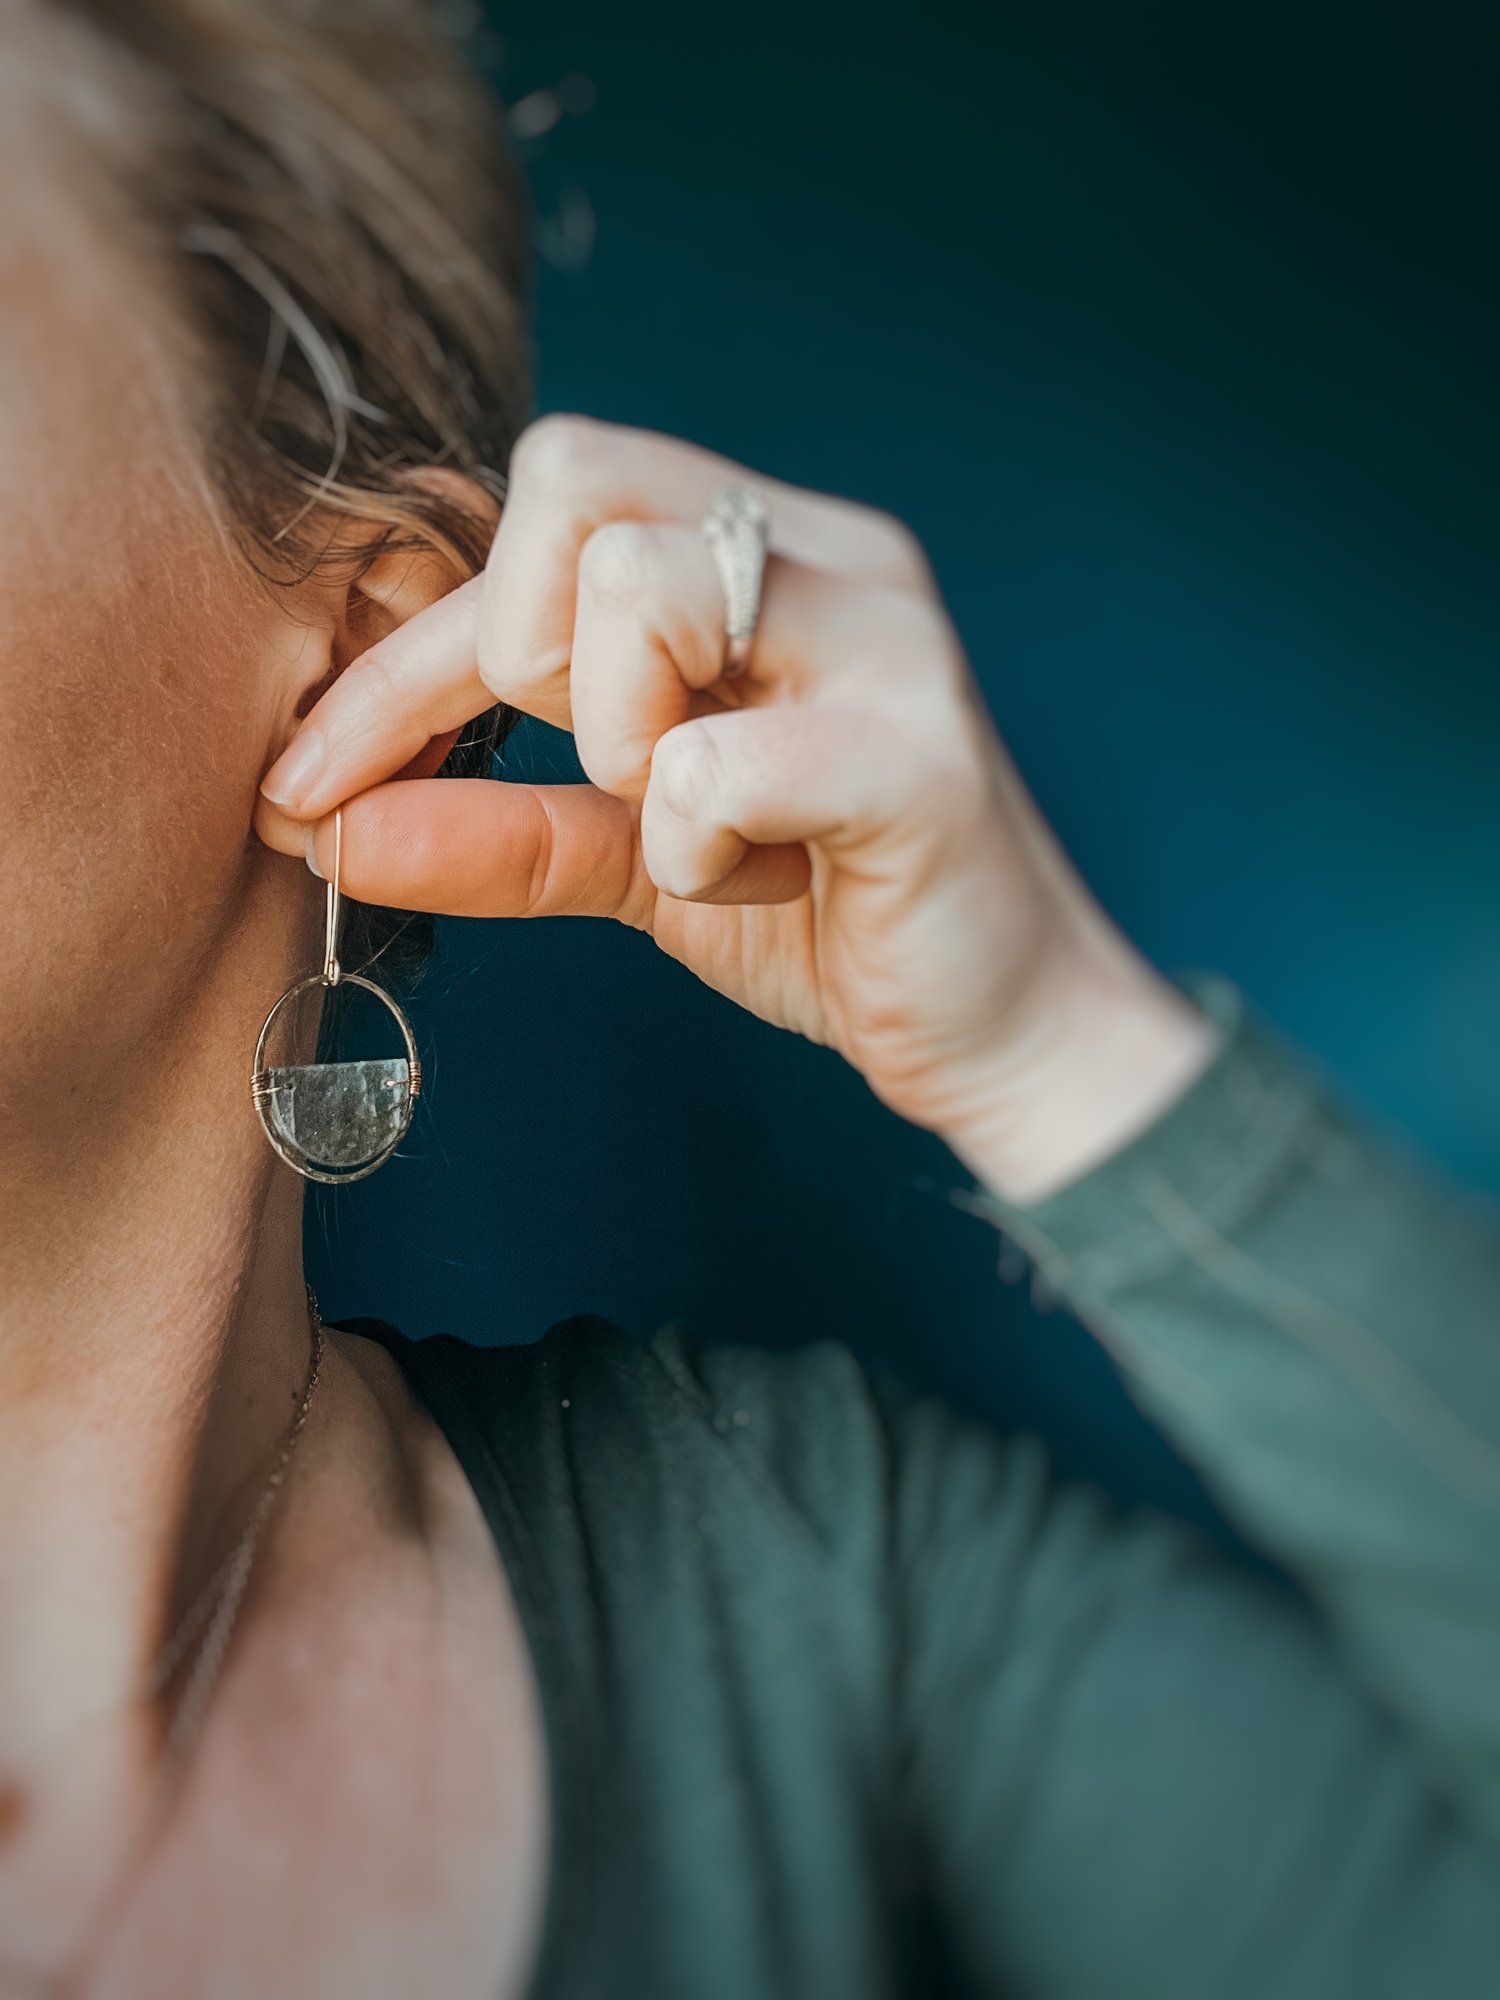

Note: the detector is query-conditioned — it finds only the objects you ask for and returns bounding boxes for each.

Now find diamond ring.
[701,486,770,679]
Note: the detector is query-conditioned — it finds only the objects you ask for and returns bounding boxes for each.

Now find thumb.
[300,778,657,927]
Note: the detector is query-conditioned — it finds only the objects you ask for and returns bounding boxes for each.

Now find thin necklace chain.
[0,1285,327,1998]
[151,1285,326,1766]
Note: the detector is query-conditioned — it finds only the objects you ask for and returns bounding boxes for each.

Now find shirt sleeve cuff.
[983,979,1329,1294]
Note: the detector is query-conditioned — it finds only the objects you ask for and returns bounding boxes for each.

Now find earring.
[251,810,421,1184]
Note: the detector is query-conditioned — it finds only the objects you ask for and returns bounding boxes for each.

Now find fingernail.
[261,730,325,808]
[304,826,325,879]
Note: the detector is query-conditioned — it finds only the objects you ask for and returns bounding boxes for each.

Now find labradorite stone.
[264,1057,411,1170]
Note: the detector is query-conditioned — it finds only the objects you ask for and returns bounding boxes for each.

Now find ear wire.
[321,809,344,987]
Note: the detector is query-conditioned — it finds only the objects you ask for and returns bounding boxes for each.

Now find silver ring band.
[701,485,769,680]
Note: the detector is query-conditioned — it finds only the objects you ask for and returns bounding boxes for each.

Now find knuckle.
[574,727,643,804]
[348,637,403,704]
[912,595,963,672]
[474,572,565,700]
[853,583,959,677]
[520,799,558,918]
[506,412,601,498]
[640,821,728,904]
[641,844,695,901]
[848,504,933,591]
[576,520,663,614]
[905,705,995,820]
[652,723,725,821]
[474,616,503,695]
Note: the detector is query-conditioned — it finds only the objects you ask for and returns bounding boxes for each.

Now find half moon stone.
[263,1057,412,1171]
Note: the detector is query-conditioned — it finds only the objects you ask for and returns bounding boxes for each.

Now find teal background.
[311,0,1499,1526]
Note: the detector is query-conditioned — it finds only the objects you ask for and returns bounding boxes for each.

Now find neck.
[0,865,318,1773]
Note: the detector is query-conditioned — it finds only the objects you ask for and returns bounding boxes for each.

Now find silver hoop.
[701,486,770,679]
[250,808,422,1184]
[251,972,420,1184]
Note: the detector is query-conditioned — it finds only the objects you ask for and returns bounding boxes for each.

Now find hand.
[257,416,1214,1203]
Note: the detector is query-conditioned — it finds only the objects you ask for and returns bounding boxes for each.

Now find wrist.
[940,946,1220,1207]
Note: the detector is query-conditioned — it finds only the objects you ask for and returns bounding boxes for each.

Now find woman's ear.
[336,540,466,674]
[294,470,506,716]
[288,472,501,768]
[332,472,499,670]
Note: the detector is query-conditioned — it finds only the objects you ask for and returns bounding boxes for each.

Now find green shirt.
[345,988,1500,1997]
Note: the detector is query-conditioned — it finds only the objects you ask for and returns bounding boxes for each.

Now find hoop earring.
[251,810,421,1184]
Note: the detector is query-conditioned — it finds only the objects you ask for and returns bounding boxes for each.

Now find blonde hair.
[59,0,531,564]
[47,0,533,974]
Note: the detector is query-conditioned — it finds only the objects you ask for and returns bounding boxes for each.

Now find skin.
[255,416,1214,1200]
[1,50,544,2000]
[1,35,1212,2000]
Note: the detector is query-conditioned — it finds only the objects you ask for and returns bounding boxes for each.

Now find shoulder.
[340,1312,1053,1573]
[348,1312,900,1488]
[344,1309,889,1436]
